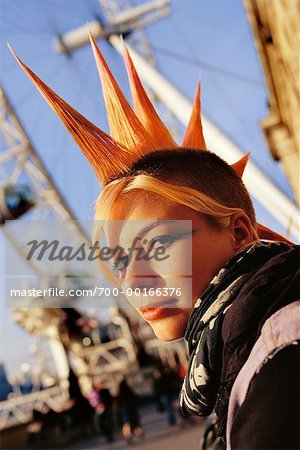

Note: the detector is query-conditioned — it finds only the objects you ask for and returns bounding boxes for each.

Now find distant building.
[0,363,13,401]
[245,0,300,205]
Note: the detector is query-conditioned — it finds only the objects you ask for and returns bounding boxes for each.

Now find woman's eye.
[149,235,176,249]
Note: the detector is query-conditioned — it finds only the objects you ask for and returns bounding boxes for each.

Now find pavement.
[64,404,207,450]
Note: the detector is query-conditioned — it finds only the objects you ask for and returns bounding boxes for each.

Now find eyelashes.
[149,234,178,249]
[150,229,194,251]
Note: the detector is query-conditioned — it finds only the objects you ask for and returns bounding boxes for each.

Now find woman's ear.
[229,212,254,250]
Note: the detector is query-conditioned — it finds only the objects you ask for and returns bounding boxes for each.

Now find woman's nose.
[123,274,159,291]
[122,255,161,291]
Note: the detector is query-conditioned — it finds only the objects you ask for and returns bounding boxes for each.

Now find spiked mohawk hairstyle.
[9,35,292,244]
[9,34,248,185]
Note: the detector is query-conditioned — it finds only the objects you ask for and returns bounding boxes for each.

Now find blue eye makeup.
[149,234,177,249]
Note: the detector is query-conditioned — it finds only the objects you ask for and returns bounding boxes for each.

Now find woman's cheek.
[158,242,192,277]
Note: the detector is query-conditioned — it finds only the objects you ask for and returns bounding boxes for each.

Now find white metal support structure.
[0,87,74,424]
[0,386,69,430]
[0,86,138,427]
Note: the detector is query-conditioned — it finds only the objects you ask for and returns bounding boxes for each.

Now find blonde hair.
[95,175,253,224]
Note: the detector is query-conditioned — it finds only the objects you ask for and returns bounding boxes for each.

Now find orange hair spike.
[122,44,176,149]
[8,44,132,185]
[231,152,251,177]
[257,223,294,245]
[89,33,156,153]
[181,82,206,150]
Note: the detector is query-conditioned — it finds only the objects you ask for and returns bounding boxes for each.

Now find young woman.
[10,35,299,449]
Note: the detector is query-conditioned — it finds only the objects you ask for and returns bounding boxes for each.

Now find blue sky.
[0,0,296,375]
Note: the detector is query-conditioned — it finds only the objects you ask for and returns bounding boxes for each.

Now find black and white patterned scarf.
[179,240,290,416]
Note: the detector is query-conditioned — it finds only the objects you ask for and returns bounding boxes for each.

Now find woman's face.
[103,193,237,341]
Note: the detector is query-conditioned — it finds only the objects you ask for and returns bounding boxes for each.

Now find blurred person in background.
[116,379,143,444]
[89,379,114,442]
[154,366,181,426]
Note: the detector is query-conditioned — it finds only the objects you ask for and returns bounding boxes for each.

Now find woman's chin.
[149,312,189,341]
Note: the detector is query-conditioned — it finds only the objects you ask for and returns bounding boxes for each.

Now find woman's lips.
[139,298,178,321]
